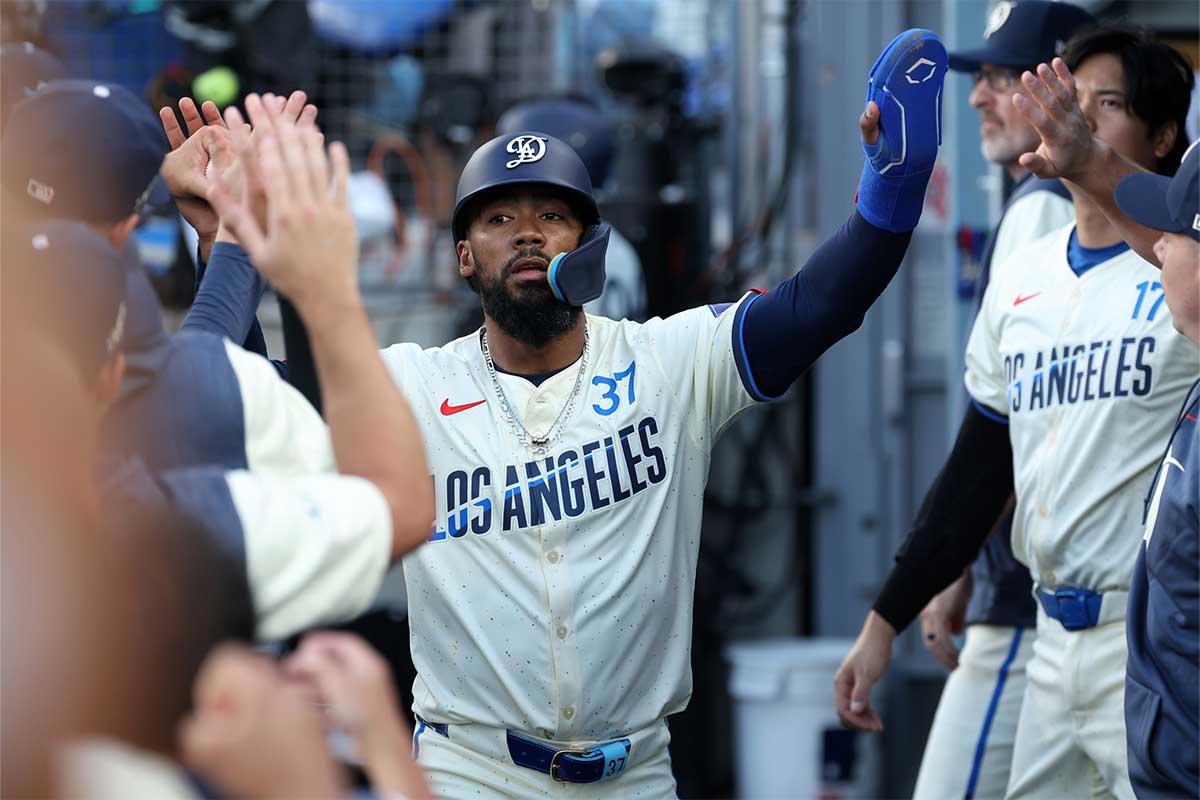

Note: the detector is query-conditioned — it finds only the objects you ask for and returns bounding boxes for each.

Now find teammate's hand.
[179,644,345,799]
[833,611,895,732]
[1013,58,1100,183]
[918,572,971,670]
[159,97,230,243]
[284,632,431,799]
[207,92,356,311]
[215,91,319,241]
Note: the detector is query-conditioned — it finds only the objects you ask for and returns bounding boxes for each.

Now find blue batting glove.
[856,29,947,233]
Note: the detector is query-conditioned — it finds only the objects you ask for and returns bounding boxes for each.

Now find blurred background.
[2,0,1195,797]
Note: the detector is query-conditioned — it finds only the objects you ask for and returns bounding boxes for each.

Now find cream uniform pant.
[913,625,1034,800]
[1004,607,1134,800]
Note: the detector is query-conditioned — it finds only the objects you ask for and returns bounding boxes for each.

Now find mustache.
[504,247,552,274]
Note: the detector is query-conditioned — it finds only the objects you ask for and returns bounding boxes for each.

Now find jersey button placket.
[541,521,581,739]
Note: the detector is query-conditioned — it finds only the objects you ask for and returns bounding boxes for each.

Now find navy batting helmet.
[452,131,610,306]
[496,99,617,188]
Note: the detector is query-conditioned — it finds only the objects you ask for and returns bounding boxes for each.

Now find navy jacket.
[1125,379,1199,799]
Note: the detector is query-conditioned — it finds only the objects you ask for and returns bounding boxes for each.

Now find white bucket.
[726,638,878,799]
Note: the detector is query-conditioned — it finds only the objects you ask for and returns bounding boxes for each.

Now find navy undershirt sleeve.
[737,210,912,399]
[873,402,1015,632]
[181,242,272,359]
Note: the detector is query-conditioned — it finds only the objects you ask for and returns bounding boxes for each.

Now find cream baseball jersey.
[159,467,394,642]
[381,294,765,742]
[965,225,1200,593]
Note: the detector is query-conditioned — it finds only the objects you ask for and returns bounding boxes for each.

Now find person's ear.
[1152,120,1178,161]
[457,241,476,280]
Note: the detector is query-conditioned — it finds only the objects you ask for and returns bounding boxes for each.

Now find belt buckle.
[1053,588,1090,630]
[549,748,590,783]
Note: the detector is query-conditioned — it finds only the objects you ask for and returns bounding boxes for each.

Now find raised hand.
[159,97,230,243]
[207,92,356,310]
[159,91,317,255]
[1013,58,1098,183]
[284,632,431,800]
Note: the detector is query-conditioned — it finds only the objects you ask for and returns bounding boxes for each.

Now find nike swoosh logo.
[1013,292,1042,306]
[440,398,487,416]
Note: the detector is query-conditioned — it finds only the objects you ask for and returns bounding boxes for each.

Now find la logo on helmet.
[505,135,548,169]
[984,1,1014,39]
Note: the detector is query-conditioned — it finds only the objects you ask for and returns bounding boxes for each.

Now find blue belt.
[415,716,632,784]
[507,731,632,784]
[1037,586,1103,631]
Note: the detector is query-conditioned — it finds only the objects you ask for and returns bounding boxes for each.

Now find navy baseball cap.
[1,80,170,225]
[0,42,67,125]
[948,1,1095,73]
[2,220,130,376]
[1115,140,1200,243]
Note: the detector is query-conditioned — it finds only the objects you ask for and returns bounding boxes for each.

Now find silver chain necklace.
[480,322,590,455]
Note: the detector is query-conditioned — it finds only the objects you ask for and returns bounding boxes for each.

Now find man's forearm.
[873,402,1015,631]
[1070,141,1163,266]
[296,296,432,559]
[740,211,912,398]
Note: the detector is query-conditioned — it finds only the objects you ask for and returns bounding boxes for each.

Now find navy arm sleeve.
[738,210,911,399]
[279,295,320,414]
[180,242,272,361]
[872,401,1015,632]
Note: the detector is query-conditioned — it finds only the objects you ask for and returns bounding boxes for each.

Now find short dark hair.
[1063,25,1195,176]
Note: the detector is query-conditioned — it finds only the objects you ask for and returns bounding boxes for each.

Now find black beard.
[475,247,580,348]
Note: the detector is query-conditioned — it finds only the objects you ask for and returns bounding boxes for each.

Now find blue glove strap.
[857,160,933,233]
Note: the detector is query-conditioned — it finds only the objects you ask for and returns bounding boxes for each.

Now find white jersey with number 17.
[965,225,1199,594]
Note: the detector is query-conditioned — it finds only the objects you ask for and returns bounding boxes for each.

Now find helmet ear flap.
[547,222,609,307]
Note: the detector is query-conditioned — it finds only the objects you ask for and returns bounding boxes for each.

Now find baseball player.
[1,81,334,479]
[835,26,1197,800]
[18,117,434,643]
[497,97,647,322]
[1011,52,1200,798]
[211,29,949,797]
[911,4,1090,799]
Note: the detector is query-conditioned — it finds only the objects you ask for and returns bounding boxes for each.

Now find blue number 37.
[592,361,636,416]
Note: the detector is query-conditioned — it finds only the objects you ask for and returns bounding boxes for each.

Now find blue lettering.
[639,417,667,484]
[1047,347,1067,407]
[581,441,609,510]
[1096,341,1113,399]
[603,436,631,502]
[1133,337,1155,396]
[619,424,647,494]
[502,465,528,530]
[527,458,561,526]
[1083,343,1100,401]
[1113,337,1135,397]
[558,450,586,518]
[1067,345,1086,403]
[1030,352,1045,410]
[470,467,491,534]
[447,470,469,538]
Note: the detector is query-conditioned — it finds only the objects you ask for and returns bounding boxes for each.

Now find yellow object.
[193,66,239,107]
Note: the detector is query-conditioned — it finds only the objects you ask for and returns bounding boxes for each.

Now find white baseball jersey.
[161,467,393,641]
[988,189,1074,282]
[965,225,1199,593]
[381,295,764,742]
